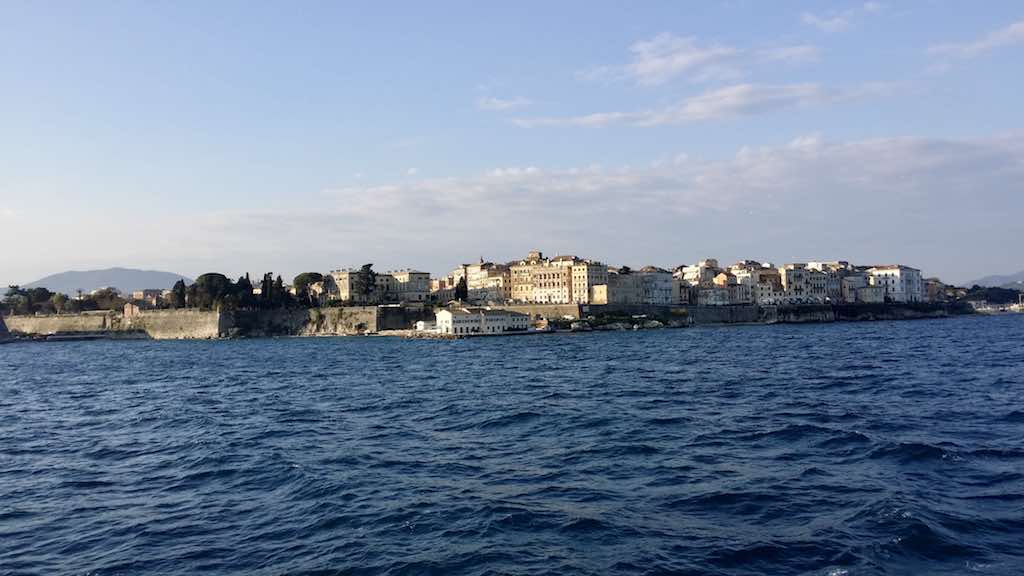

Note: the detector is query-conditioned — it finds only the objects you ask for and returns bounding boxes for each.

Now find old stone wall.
[684,305,762,324]
[495,303,585,320]
[5,312,115,335]
[129,310,225,339]
[301,307,380,335]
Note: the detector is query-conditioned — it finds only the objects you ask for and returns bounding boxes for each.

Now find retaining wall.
[5,312,115,335]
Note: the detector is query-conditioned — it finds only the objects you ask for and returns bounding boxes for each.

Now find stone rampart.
[130,310,225,339]
[302,307,380,335]
[5,312,116,335]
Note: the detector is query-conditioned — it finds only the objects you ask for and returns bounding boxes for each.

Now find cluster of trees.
[172,273,297,311]
[964,285,1022,305]
[2,286,125,315]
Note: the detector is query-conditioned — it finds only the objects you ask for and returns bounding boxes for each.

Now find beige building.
[678,259,722,287]
[389,270,431,302]
[326,269,372,304]
[571,260,609,304]
[779,264,828,304]
[131,289,163,307]
[429,277,456,303]
[509,250,606,304]
[639,266,674,305]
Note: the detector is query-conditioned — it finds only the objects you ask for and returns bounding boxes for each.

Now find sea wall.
[495,303,585,320]
[261,307,380,336]
[128,310,225,339]
[5,312,115,335]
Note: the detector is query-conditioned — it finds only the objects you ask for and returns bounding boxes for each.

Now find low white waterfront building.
[435,307,530,335]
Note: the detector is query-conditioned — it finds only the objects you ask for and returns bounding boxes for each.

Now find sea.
[1,314,1022,576]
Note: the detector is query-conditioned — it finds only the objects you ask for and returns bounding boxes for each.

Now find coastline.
[0,302,982,343]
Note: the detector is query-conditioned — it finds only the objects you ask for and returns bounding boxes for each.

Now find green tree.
[454,277,468,300]
[90,288,125,311]
[234,275,256,309]
[193,273,233,310]
[170,280,188,308]
[293,272,324,305]
[50,293,68,313]
[352,264,377,299]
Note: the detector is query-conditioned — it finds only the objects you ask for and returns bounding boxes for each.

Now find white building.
[435,307,530,335]
[868,265,924,302]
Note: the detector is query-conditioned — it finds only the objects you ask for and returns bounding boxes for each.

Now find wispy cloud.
[801,3,882,33]
[578,33,820,87]
[157,134,1024,283]
[801,11,852,33]
[755,44,822,65]
[928,19,1024,59]
[476,96,532,111]
[579,33,742,86]
[0,207,17,220]
[514,81,892,128]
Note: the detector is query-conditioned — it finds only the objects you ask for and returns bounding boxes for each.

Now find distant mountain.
[967,270,1024,288]
[24,268,193,295]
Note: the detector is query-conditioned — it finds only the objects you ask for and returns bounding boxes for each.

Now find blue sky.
[2,1,1023,286]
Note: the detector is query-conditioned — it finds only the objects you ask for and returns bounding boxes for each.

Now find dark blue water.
[1,315,1023,575]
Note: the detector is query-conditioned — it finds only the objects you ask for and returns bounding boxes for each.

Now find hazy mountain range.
[24,268,193,296]
[967,270,1024,289]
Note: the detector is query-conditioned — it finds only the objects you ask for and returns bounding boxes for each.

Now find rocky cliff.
[0,315,11,342]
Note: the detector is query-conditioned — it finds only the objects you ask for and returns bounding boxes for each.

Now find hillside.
[24,268,193,295]
[967,270,1024,288]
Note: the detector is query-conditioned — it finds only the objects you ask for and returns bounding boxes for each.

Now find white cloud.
[928,19,1024,59]
[513,81,896,127]
[578,34,820,87]
[801,11,852,33]
[755,44,822,64]
[137,133,1024,285]
[863,2,885,13]
[406,168,419,176]
[579,33,742,86]
[6,135,1018,285]
[0,207,17,219]
[476,96,532,111]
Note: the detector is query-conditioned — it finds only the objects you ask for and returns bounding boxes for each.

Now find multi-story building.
[326,269,373,304]
[510,250,545,302]
[429,277,456,303]
[446,260,511,303]
[756,274,785,304]
[779,264,827,304]
[807,261,850,302]
[639,266,674,305]
[925,278,948,303]
[593,269,643,304]
[868,265,924,302]
[508,250,606,304]
[389,270,430,302]
[697,286,730,306]
[678,258,721,287]
[672,278,692,305]
[131,289,164,307]
[571,260,609,304]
